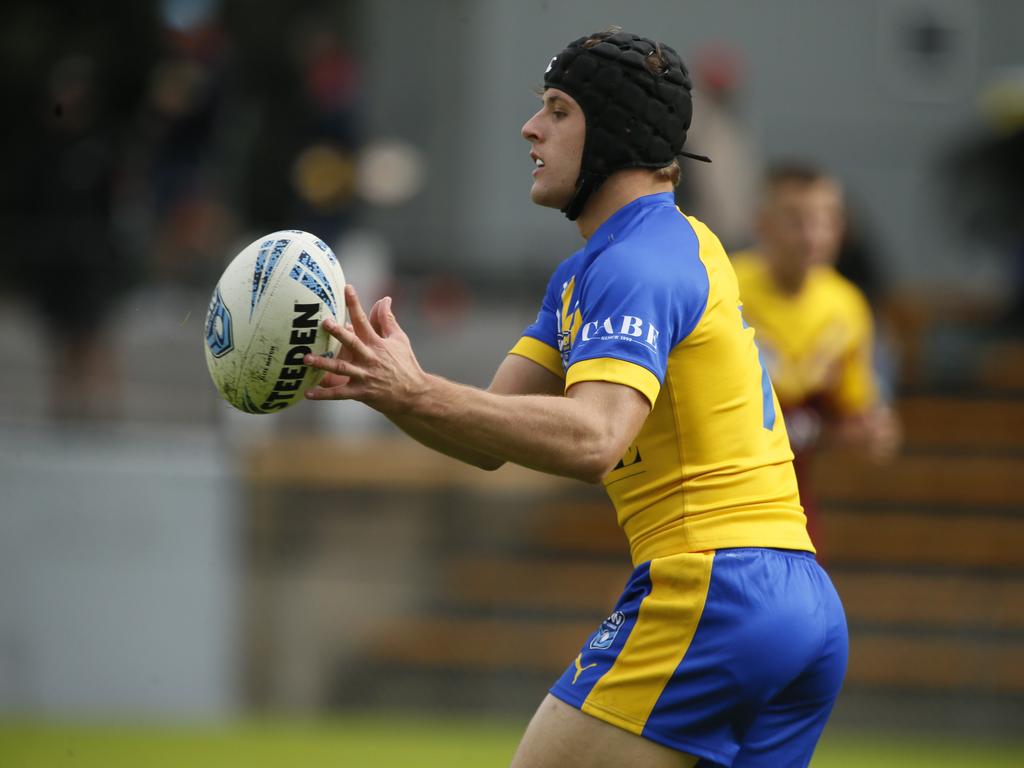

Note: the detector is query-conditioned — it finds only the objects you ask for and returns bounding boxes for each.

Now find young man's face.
[758,178,845,284]
[521,88,585,210]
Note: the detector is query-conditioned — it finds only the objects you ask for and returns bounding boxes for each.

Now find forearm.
[385,411,506,471]
[398,374,613,483]
[302,290,642,479]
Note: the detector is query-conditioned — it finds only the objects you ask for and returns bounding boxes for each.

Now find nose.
[522,108,542,143]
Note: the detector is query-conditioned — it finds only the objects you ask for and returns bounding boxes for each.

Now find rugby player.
[305,30,848,768]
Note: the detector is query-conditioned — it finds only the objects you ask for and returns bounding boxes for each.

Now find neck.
[763,251,809,296]
[576,170,674,240]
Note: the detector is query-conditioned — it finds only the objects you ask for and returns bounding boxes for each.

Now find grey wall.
[0,427,238,716]
[357,0,1024,293]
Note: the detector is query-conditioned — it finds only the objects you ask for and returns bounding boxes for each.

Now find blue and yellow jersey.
[731,251,877,415]
[510,192,812,563]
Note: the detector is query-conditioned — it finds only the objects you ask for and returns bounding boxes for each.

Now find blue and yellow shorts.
[550,548,848,767]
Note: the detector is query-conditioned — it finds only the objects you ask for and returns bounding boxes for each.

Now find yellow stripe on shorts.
[581,551,714,733]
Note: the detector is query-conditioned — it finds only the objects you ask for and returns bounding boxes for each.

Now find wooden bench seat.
[830,571,1024,630]
[243,395,1024,705]
[366,616,588,673]
[441,557,629,614]
[850,633,1024,693]
[821,507,1024,570]
[360,615,1024,694]
[898,396,1024,451]
[440,557,1024,632]
[812,453,1024,507]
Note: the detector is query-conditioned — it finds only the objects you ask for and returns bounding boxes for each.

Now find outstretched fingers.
[303,288,411,405]
[305,379,356,400]
[320,314,373,362]
[344,285,377,342]
[368,296,399,338]
[316,370,350,389]
[303,346,355,379]
[304,318,365,374]
[304,347,363,399]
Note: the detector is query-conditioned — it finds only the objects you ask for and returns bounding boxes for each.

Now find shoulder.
[595,205,706,286]
[554,246,586,275]
[729,249,766,285]
[811,267,875,343]
[817,266,872,318]
[579,207,710,342]
[729,248,763,272]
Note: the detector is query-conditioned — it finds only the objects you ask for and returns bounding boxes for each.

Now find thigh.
[510,694,698,768]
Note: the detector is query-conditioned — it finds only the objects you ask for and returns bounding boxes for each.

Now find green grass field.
[2,715,1022,767]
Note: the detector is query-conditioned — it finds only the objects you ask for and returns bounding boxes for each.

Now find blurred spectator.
[677,44,762,251]
[3,1,160,420]
[943,68,1024,329]
[731,163,901,552]
[140,0,237,289]
[225,2,363,244]
[0,0,373,423]
[136,0,365,289]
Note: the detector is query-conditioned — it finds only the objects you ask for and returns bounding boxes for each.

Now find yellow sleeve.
[830,289,878,414]
[509,336,564,379]
[566,357,661,408]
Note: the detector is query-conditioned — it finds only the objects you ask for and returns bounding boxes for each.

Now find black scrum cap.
[543,31,710,221]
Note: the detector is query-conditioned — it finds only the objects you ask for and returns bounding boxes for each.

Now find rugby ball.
[203,230,345,413]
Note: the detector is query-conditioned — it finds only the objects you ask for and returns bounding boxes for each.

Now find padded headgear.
[544,31,709,220]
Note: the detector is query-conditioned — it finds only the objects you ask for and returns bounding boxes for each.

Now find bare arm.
[387,352,566,471]
[407,374,649,482]
[304,287,651,482]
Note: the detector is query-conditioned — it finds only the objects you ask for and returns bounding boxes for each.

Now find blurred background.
[1,0,1023,765]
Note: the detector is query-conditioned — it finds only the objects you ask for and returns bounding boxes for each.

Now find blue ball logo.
[205,287,234,358]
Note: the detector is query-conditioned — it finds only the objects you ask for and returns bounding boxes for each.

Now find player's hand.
[303,285,428,413]
[313,321,356,389]
[833,406,902,463]
[313,293,392,389]
[367,296,391,336]
[864,404,902,462]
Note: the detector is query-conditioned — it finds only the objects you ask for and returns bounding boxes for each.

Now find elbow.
[475,456,506,472]
[568,421,636,483]
[573,447,620,485]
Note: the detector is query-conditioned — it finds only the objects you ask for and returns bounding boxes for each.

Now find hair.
[582,27,672,77]
[582,28,681,186]
[654,158,682,186]
[763,161,832,192]
[582,27,619,47]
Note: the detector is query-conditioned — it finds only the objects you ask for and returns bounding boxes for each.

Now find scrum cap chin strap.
[544,31,710,221]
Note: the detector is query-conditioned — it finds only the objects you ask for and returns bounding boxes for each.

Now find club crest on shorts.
[589,610,626,650]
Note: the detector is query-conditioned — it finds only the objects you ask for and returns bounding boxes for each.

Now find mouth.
[531,153,545,177]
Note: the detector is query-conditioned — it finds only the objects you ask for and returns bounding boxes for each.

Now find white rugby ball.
[203,230,345,413]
